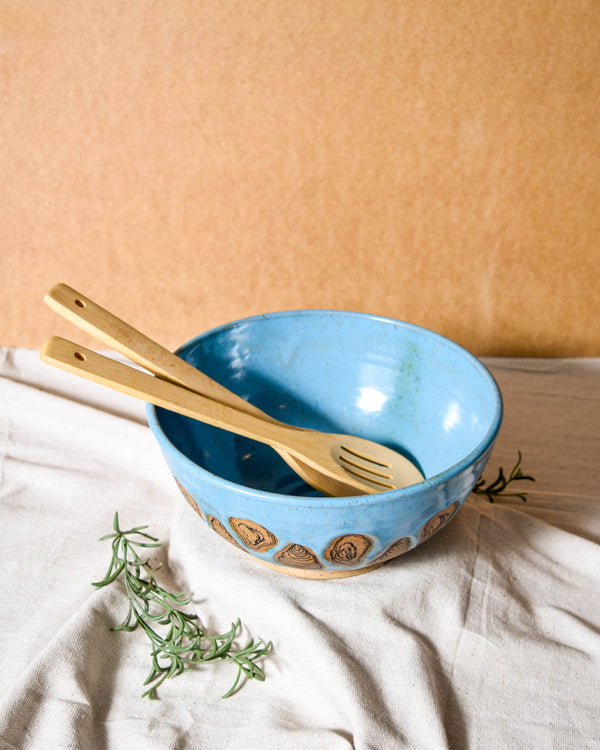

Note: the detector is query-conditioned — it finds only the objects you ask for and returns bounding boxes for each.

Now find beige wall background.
[1,1,599,356]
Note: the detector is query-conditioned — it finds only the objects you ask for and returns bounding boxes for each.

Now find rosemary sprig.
[93,512,271,700]
[473,451,535,503]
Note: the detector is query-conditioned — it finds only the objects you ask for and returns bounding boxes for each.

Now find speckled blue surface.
[147,311,502,577]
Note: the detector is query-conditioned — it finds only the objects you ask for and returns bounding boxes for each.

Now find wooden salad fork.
[42,284,424,496]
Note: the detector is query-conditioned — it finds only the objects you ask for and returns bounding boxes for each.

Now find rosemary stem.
[94,512,271,699]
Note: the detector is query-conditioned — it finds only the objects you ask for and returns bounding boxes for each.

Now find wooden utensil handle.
[44,283,277,421]
[40,336,295,451]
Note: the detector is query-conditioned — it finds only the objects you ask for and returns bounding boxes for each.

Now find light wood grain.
[45,282,420,495]
[40,336,424,496]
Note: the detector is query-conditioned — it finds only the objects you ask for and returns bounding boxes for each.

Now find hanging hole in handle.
[74,299,86,308]
[74,351,86,362]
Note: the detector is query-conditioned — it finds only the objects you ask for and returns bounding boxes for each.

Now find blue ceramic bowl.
[147,311,502,578]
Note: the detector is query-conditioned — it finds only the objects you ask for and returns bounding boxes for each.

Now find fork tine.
[337,447,398,489]
[339,465,397,490]
[338,451,394,481]
[339,443,392,468]
[332,436,425,493]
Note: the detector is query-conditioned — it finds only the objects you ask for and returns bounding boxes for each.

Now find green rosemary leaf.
[92,560,125,589]
[113,622,138,633]
[221,670,243,699]
[473,451,535,503]
[127,540,162,549]
[161,590,193,607]
[93,514,272,699]
[128,524,154,534]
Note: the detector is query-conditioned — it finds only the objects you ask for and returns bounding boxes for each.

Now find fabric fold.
[1,352,599,748]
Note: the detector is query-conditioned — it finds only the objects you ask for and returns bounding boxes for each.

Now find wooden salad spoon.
[43,284,424,496]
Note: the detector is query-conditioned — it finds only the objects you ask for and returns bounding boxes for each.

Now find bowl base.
[256,557,385,579]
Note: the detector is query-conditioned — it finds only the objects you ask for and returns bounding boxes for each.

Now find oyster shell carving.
[374,536,413,562]
[275,543,323,569]
[208,515,244,549]
[176,480,204,519]
[229,517,278,551]
[325,533,373,566]
[419,501,460,542]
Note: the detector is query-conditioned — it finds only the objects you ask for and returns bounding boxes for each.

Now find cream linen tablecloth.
[0,348,598,750]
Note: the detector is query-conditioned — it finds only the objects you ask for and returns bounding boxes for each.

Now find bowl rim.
[146,309,503,508]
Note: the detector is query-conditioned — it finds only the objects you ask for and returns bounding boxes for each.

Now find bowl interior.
[156,311,500,495]
[153,312,501,497]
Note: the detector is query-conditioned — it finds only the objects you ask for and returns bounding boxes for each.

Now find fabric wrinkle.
[1,351,599,749]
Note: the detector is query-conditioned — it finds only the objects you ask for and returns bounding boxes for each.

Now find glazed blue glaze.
[146,311,502,577]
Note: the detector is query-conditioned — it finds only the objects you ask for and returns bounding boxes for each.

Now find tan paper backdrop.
[1,1,599,355]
